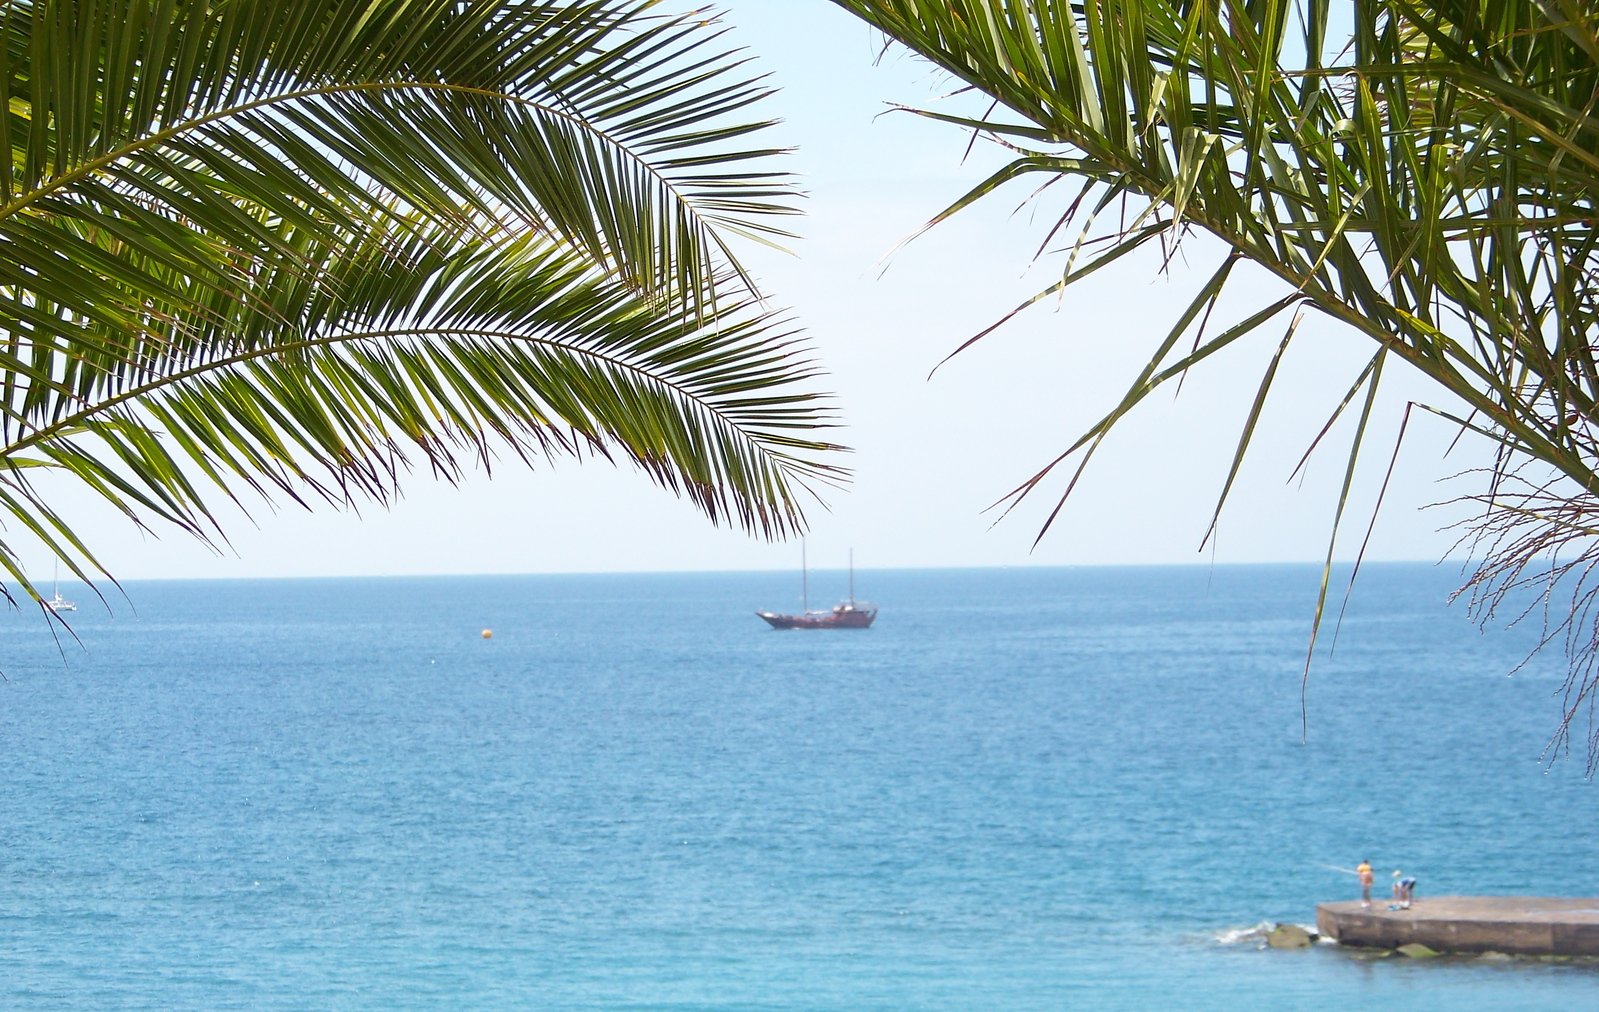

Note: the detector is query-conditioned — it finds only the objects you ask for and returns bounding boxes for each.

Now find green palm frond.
[0,0,844,611]
[831,0,1599,761]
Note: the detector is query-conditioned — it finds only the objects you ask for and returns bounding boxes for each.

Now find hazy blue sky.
[33,2,1496,583]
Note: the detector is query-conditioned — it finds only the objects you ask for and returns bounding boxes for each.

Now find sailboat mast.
[801,540,808,613]
[849,549,855,605]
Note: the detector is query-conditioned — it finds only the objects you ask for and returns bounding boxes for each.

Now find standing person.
[1357,860,1374,907]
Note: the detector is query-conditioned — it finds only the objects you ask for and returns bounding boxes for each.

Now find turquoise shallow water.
[1,563,1595,1008]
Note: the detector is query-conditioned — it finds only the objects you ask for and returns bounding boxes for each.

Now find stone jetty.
[1316,897,1599,956]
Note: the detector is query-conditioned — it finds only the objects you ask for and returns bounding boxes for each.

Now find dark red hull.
[756,603,876,629]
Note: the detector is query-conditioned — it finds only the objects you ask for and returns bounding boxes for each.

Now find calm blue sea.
[2,563,1595,1008]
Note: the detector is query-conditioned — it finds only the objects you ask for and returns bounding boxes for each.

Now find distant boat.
[46,564,76,613]
[757,546,876,630]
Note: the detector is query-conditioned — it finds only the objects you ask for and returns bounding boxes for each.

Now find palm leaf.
[0,0,844,611]
[833,0,1599,759]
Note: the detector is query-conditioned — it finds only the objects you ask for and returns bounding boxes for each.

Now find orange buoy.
[481,628,493,639]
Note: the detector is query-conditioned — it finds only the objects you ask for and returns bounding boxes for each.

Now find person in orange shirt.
[1356,860,1374,907]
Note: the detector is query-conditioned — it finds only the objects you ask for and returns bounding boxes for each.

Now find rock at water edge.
[1267,924,1313,949]
[1397,943,1440,959]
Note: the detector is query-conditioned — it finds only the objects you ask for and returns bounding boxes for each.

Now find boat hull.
[756,606,876,630]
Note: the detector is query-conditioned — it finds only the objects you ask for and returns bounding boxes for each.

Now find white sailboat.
[756,545,876,629]
[45,562,76,613]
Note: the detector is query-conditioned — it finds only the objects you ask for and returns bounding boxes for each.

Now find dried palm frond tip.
[828,0,1599,762]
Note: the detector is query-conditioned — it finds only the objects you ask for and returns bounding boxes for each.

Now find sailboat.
[45,562,76,613]
[756,545,876,629]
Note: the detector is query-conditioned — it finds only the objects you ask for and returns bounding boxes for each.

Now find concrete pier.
[1316,897,1599,955]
